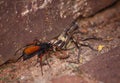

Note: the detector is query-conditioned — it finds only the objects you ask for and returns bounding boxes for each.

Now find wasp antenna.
[14,45,26,56]
[15,54,24,62]
[33,39,40,42]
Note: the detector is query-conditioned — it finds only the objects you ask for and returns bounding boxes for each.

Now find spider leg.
[63,22,79,49]
[71,36,81,63]
[80,43,97,51]
[63,35,70,49]
[81,37,102,41]
[77,47,81,63]
[62,47,75,50]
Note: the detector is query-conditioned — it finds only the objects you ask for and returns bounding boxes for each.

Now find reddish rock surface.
[51,75,99,83]
[60,0,117,17]
[80,46,120,83]
[51,75,88,83]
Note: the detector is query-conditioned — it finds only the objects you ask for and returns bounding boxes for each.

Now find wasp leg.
[45,53,51,68]
[34,55,44,75]
[26,39,41,46]
[39,55,43,75]
[34,57,40,66]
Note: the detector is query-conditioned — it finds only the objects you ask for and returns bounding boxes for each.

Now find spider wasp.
[14,38,71,75]
[14,39,57,75]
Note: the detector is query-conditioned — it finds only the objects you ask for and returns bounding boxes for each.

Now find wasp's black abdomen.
[39,42,52,52]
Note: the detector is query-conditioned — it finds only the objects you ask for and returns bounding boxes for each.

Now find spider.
[14,39,71,75]
[50,18,102,63]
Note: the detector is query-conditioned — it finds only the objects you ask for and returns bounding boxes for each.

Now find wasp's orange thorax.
[24,46,40,55]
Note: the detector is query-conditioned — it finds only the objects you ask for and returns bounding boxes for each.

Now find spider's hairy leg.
[81,37,103,41]
[64,23,79,49]
[80,42,97,51]
[70,36,81,63]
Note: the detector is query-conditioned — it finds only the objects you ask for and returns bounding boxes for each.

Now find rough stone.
[59,0,118,18]
[51,75,88,83]
[80,46,120,83]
